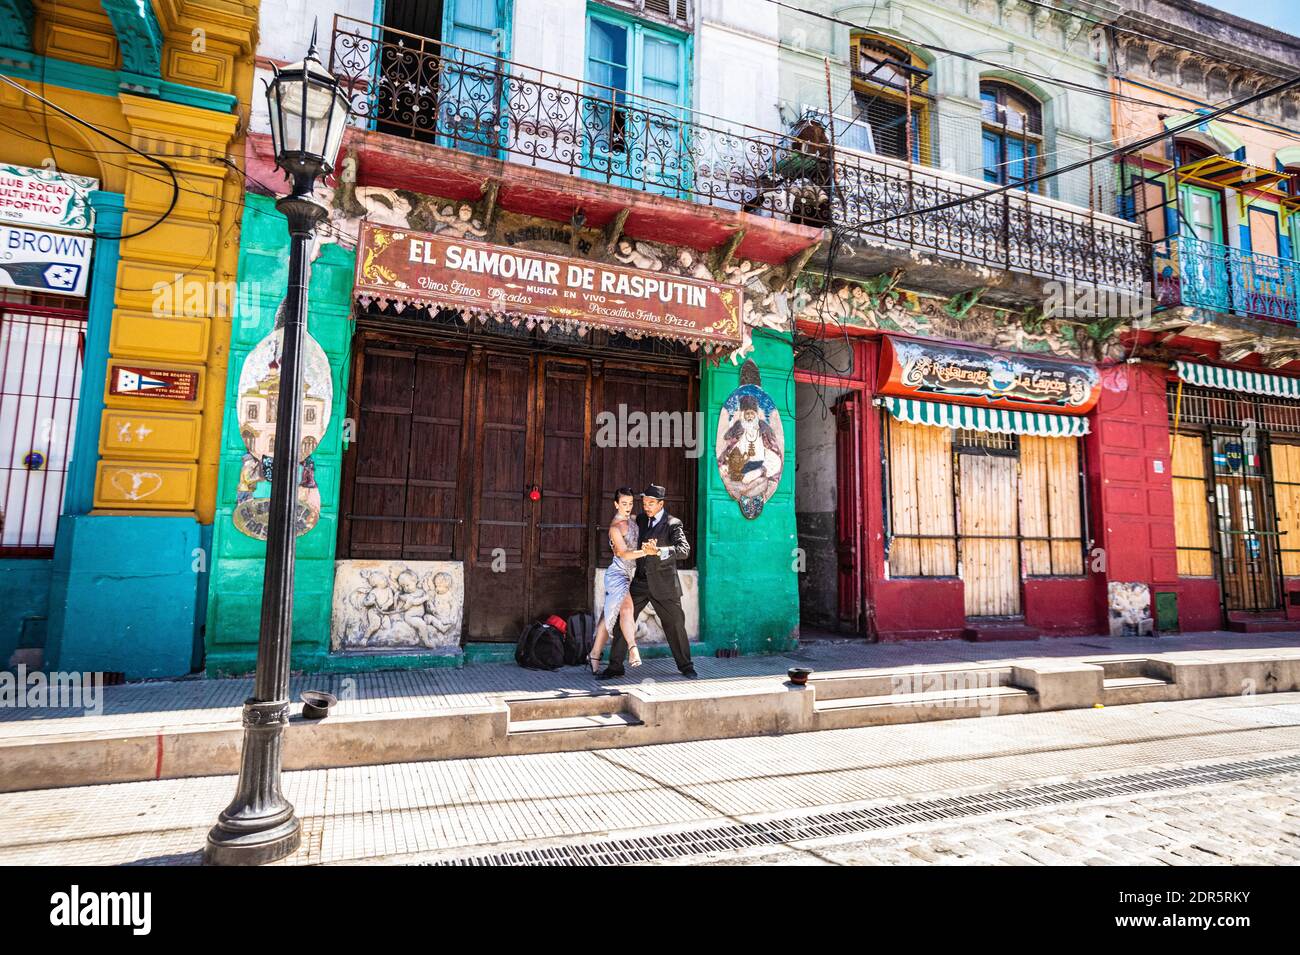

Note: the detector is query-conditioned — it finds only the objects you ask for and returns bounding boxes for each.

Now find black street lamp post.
[205,27,350,866]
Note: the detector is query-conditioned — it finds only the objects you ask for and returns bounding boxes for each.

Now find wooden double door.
[339,331,696,641]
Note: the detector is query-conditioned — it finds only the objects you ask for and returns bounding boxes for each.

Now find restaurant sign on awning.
[878,336,1100,415]
[353,224,744,350]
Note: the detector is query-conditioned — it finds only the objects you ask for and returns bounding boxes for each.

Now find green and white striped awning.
[883,396,1090,437]
[1175,361,1300,399]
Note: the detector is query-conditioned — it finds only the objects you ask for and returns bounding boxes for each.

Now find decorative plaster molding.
[0,0,33,53]
[99,0,163,81]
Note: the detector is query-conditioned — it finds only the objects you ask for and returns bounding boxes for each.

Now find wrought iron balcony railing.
[328,16,1148,294]
[1154,235,1300,325]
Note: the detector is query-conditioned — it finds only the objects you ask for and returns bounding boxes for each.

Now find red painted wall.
[1174,577,1224,631]
[872,577,966,640]
[1024,577,1104,634]
[1085,362,1211,631]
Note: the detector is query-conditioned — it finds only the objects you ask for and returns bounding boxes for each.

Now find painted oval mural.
[715,360,785,519]
[232,325,333,540]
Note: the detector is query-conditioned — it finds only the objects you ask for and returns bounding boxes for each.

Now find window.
[584,9,689,193]
[246,403,259,422]
[374,1,510,150]
[1126,176,1171,243]
[850,34,931,164]
[1171,432,1214,577]
[1173,138,1216,168]
[1282,166,1300,197]
[1272,442,1300,577]
[885,419,1085,579]
[0,300,88,554]
[980,81,1042,191]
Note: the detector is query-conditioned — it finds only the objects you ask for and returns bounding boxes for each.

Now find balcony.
[328,16,1146,296]
[1154,235,1300,326]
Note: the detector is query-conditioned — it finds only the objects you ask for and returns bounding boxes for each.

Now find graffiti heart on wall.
[716,360,786,519]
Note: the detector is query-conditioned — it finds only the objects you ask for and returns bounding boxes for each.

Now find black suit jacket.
[633,511,690,600]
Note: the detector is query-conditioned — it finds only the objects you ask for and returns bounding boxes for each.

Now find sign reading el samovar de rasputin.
[877,336,1101,414]
[352,224,744,348]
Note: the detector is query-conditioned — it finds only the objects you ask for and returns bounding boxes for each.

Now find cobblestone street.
[687,773,1300,866]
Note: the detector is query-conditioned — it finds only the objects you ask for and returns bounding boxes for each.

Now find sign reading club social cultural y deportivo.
[878,335,1100,414]
[0,163,97,233]
[0,224,92,297]
[353,224,743,348]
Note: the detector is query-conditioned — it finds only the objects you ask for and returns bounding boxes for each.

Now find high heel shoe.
[628,645,642,668]
[588,652,602,675]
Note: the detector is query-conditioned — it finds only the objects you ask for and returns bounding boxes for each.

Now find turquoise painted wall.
[697,334,800,654]
[0,559,51,665]
[45,515,200,678]
[204,193,355,676]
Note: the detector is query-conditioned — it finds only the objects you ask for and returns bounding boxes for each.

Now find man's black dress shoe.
[681,667,699,679]
[598,667,625,679]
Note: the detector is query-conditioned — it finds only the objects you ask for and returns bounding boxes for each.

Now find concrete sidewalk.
[2,691,1297,865]
[3,629,1299,793]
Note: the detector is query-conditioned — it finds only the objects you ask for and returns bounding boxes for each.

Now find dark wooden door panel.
[343,341,469,564]
[467,352,534,639]
[404,351,467,560]
[347,346,415,558]
[531,358,592,621]
[835,392,864,631]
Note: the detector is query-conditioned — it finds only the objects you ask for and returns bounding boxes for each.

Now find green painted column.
[696,334,800,655]
[205,194,355,676]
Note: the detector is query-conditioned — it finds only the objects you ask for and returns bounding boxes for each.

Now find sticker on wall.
[331,560,464,652]
[715,360,785,519]
[232,324,333,540]
[1108,581,1154,638]
[109,364,200,402]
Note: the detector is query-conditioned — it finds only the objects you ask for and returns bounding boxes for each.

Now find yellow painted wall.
[8,2,259,522]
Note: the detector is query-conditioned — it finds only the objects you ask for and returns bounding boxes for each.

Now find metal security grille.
[954,428,1018,453]
[0,302,87,554]
[430,754,1300,866]
[1170,383,1300,434]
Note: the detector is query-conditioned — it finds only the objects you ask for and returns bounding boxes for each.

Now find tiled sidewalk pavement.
[3,630,1298,742]
[0,691,1297,865]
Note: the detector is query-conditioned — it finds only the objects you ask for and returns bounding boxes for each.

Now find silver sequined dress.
[602,519,638,630]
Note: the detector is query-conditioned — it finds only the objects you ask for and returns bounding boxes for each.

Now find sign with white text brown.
[353,224,743,348]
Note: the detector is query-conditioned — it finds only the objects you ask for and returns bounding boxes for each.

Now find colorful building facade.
[1111,0,1300,632]
[202,0,817,674]
[0,1,258,677]
[11,0,1300,681]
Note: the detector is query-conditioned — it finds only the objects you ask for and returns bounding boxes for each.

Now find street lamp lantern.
[264,30,350,192]
[205,24,348,866]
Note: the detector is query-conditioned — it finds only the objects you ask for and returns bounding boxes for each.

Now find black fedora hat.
[641,483,667,499]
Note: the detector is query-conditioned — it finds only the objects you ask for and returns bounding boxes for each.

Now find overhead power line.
[761,0,1294,113]
[0,72,179,241]
[835,69,1300,232]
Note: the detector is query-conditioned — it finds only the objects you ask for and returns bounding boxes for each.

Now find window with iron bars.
[1168,383,1300,434]
[885,417,1086,579]
[0,291,89,555]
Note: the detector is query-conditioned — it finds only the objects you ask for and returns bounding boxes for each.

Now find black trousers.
[607,581,692,673]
